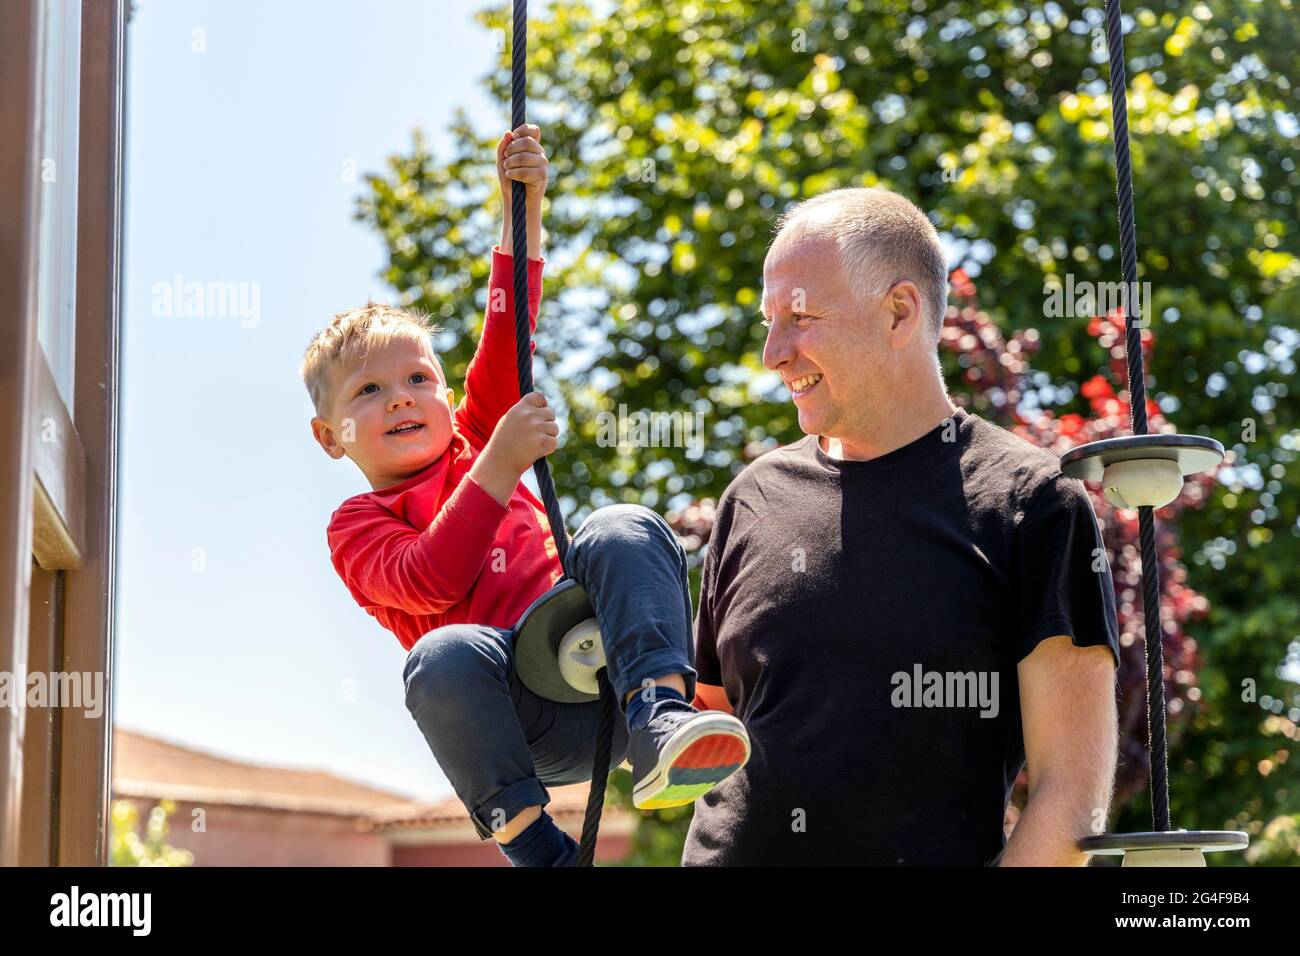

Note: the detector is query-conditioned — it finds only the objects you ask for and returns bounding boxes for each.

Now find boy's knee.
[403,625,508,706]
[574,503,677,556]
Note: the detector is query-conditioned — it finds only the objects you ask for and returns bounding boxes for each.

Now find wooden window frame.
[0,0,124,867]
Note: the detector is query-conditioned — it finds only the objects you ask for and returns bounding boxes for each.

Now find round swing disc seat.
[513,579,604,704]
[1059,434,1224,510]
[1079,830,1248,867]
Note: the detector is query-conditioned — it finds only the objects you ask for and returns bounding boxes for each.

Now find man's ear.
[887,281,924,348]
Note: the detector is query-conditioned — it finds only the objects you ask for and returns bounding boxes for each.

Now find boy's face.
[311,336,456,490]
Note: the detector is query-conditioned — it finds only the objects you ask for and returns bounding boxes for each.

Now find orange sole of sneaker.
[634,728,750,810]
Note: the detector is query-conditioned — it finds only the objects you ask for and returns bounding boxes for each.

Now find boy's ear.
[311,416,348,460]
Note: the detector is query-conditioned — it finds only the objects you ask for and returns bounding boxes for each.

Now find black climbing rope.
[575,670,617,867]
[509,0,615,866]
[1102,0,1171,833]
[510,4,571,579]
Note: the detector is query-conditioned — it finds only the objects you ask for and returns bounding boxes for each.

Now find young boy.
[301,125,749,866]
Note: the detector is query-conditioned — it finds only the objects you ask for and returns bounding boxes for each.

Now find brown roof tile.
[112,728,634,835]
[111,728,421,818]
[362,781,631,833]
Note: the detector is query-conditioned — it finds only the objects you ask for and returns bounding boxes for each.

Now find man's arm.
[692,682,733,714]
[995,635,1117,866]
[689,498,734,713]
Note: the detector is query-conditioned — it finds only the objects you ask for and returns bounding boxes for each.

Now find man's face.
[312,336,455,490]
[760,227,890,441]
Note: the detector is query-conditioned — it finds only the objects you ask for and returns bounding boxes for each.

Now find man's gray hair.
[772,187,950,345]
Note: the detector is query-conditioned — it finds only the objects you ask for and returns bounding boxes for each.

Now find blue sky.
[117,0,513,800]
[114,0,1299,806]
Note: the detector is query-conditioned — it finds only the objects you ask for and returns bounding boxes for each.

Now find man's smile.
[788,372,823,398]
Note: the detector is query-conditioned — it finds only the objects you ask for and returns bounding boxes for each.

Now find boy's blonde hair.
[301,300,442,418]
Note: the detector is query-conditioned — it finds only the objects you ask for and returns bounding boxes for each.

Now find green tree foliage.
[603,769,695,866]
[357,0,1298,864]
[109,799,194,867]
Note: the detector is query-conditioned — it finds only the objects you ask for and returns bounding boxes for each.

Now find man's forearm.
[996,778,1099,866]
[500,194,544,259]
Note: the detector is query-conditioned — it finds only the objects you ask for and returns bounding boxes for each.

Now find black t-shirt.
[682,408,1120,866]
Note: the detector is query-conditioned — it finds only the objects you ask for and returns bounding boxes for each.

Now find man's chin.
[795,406,832,438]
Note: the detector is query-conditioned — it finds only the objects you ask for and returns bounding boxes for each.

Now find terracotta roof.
[111,728,421,818]
[362,781,632,836]
[113,728,635,837]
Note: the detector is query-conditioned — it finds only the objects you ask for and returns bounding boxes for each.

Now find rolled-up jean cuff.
[616,649,697,712]
[470,776,550,841]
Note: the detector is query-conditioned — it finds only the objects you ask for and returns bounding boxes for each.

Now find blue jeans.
[402,503,698,840]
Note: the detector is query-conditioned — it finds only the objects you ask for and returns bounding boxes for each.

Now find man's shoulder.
[960,410,1060,474]
[959,411,1074,522]
[714,434,820,508]
[741,433,822,478]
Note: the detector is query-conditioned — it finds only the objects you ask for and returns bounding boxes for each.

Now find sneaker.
[628,708,750,810]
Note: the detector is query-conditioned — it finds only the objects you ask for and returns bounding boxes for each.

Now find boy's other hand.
[497,124,548,205]
[482,391,559,479]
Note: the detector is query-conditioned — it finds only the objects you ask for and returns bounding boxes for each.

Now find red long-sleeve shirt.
[326,248,563,651]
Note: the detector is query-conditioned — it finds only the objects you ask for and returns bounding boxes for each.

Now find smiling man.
[683,187,1121,866]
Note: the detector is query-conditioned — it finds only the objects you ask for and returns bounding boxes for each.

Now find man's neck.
[819,390,959,462]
